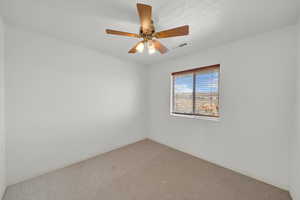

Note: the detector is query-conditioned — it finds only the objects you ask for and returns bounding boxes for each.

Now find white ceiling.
[0,0,299,65]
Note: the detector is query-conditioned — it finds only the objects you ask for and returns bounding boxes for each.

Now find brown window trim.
[171,64,220,118]
[171,64,220,76]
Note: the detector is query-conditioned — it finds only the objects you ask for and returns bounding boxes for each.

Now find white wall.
[5,25,148,185]
[0,17,6,199]
[148,26,297,190]
[3,20,299,196]
[290,19,300,200]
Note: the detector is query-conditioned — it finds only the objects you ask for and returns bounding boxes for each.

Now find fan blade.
[136,3,152,34]
[155,25,189,38]
[128,41,143,54]
[106,29,140,38]
[152,39,168,54]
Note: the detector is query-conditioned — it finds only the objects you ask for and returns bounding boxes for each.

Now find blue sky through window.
[196,72,218,93]
[174,75,193,93]
[174,72,218,93]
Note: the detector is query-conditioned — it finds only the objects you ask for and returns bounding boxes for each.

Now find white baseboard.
[8,137,148,186]
[148,137,289,191]
[1,186,7,200]
[289,187,298,200]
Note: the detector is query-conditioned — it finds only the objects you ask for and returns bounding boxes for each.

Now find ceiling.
[0,0,299,65]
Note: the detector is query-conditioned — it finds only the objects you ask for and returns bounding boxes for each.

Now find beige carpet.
[4,139,291,200]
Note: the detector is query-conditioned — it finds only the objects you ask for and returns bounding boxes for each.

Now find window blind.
[172,64,220,118]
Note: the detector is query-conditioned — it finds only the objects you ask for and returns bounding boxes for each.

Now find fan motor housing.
[139,20,155,38]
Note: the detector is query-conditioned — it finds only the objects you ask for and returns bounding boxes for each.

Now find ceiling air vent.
[178,43,188,48]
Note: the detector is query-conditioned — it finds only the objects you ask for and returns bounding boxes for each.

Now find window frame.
[171,64,220,119]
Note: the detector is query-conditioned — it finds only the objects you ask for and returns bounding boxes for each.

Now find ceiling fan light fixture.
[136,42,144,53]
[148,40,156,54]
[148,47,156,54]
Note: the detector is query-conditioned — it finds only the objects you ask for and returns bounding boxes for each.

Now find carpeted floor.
[4,139,291,200]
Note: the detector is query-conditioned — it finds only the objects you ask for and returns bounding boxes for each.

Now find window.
[171,64,220,118]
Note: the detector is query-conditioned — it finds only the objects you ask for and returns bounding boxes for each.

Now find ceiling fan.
[105,3,189,55]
